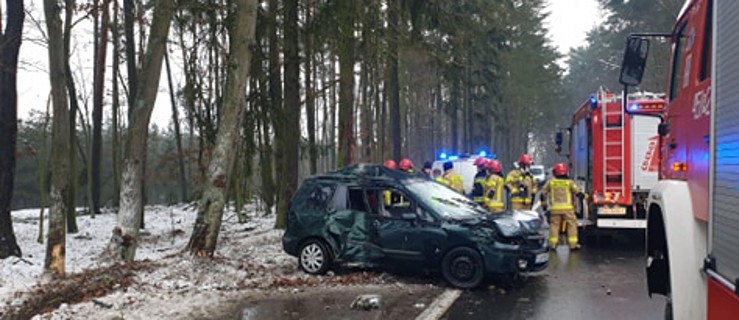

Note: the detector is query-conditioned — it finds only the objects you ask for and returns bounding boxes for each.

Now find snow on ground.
[0,202,307,319]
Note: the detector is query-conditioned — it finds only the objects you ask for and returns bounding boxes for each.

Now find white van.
[432,155,489,196]
[530,165,546,187]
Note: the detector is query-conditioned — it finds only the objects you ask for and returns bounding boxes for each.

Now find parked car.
[282,164,549,289]
[530,165,546,187]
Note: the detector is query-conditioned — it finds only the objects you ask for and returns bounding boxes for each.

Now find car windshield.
[405,180,486,219]
[530,167,544,175]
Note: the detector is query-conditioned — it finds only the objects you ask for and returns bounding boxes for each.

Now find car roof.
[307,164,421,186]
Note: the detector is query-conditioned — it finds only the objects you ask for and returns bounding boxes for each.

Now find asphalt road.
[444,230,668,320]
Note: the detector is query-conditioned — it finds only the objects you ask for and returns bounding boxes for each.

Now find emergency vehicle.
[561,89,665,229]
[619,0,739,318]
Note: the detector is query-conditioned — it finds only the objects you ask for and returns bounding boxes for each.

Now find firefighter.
[441,161,465,193]
[433,168,444,183]
[471,158,489,204]
[541,163,581,250]
[484,159,506,213]
[383,159,397,170]
[399,158,415,174]
[505,154,537,210]
[420,161,434,180]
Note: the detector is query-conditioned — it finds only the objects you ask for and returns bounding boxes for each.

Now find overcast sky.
[545,0,602,58]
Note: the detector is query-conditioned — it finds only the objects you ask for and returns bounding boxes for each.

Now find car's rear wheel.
[441,247,485,289]
[299,239,332,275]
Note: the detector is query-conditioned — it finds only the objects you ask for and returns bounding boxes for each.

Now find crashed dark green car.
[282,164,549,289]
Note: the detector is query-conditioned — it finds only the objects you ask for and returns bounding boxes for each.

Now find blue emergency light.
[439,152,448,160]
[478,150,488,157]
[629,103,639,111]
[589,95,598,109]
[448,155,459,161]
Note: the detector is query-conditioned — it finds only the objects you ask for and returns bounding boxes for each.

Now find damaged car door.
[325,185,383,265]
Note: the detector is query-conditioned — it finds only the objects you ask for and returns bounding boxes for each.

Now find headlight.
[494,218,522,237]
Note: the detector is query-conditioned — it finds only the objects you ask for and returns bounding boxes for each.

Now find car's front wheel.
[298,239,332,275]
[441,247,485,289]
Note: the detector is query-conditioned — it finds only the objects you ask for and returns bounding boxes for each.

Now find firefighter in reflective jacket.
[541,163,581,250]
[505,154,537,210]
[484,160,506,213]
[440,161,464,193]
[471,158,489,204]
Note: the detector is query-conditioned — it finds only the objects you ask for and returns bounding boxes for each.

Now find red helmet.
[553,163,568,176]
[485,160,502,174]
[384,160,397,170]
[518,154,533,166]
[399,158,414,171]
[474,157,487,167]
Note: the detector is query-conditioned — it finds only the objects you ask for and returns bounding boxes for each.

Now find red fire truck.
[620,0,739,318]
[561,89,665,229]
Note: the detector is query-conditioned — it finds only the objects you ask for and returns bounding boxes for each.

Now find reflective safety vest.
[472,171,488,203]
[443,170,465,194]
[505,169,537,204]
[541,178,579,214]
[484,175,505,213]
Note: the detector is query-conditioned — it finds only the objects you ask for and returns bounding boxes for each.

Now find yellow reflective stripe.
[568,236,578,244]
[551,204,575,210]
[548,237,559,244]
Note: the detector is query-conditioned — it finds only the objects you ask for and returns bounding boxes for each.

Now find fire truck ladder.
[601,92,625,201]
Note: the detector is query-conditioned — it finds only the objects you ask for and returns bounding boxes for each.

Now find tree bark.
[188,0,258,256]
[43,0,71,276]
[63,0,79,234]
[123,0,137,109]
[165,50,188,202]
[267,0,284,223]
[104,0,175,262]
[305,0,317,174]
[111,0,121,207]
[91,0,112,215]
[274,0,300,229]
[0,0,25,260]
[387,0,401,162]
[336,1,355,167]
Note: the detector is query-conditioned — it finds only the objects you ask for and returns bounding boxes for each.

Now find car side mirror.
[619,36,650,86]
[401,213,417,221]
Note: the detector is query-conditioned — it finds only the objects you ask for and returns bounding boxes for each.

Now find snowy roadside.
[1,203,400,319]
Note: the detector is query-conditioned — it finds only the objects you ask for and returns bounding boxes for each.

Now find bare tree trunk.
[387,0,400,162]
[111,0,121,207]
[0,0,25,260]
[91,0,111,216]
[63,0,79,234]
[336,1,355,167]
[274,0,300,229]
[123,0,137,108]
[187,0,258,256]
[267,0,284,222]
[104,0,174,262]
[305,0,317,174]
[165,50,188,202]
[43,0,71,276]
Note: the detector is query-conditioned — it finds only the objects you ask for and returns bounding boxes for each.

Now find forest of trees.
[0,0,682,271]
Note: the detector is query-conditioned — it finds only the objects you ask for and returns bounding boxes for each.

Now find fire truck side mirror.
[619,36,650,86]
[555,132,563,146]
[658,123,669,136]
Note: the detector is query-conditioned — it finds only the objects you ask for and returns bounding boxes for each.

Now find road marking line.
[415,289,462,320]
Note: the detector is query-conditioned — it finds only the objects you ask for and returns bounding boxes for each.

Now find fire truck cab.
[620,0,739,318]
